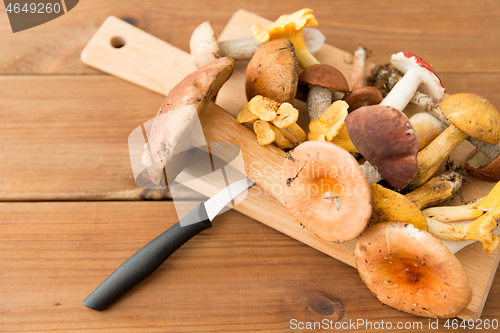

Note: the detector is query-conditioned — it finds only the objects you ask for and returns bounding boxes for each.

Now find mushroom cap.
[345,105,419,189]
[298,64,349,93]
[251,8,318,43]
[355,222,472,318]
[440,93,500,145]
[245,39,299,104]
[465,148,500,182]
[343,86,383,112]
[281,140,371,242]
[390,52,446,101]
[369,183,427,231]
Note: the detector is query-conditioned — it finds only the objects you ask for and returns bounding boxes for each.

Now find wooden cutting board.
[80,9,500,320]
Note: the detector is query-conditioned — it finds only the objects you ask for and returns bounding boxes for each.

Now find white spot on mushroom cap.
[390,52,445,101]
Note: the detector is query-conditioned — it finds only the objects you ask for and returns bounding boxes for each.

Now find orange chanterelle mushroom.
[281,140,371,242]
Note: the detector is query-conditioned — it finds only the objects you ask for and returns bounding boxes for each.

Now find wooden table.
[1,1,499,331]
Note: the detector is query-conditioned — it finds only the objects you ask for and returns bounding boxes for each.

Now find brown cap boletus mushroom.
[299,64,349,121]
[245,39,298,104]
[409,93,500,188]
[355,222,473,318]
[145,57,234,186]
[282,140,371,242]
[343,47,382,112]
[345,105,419,189]
[465,148,500,182]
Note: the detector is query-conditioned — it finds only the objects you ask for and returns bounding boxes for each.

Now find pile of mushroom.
[186,8,500,319]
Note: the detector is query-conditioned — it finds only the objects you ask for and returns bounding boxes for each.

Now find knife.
[83,177,254,311]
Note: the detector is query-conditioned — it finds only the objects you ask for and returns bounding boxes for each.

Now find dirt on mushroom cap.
[355,222,472,318]
[281,140,371,242]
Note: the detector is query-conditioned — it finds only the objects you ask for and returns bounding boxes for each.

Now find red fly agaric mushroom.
[345,105,419,189]
[355,222,473,318]
[343,47,382,112]
[189,21,325,67]
[408,93,500,188]
[282,140,371,242]
[246,39,298,104]
[299,64,349,121]
[380,52,446,112]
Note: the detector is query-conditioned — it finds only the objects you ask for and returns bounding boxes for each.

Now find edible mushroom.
[343,47,383,112]
[345,105,419,189]
[189,21,325,67]
[408,93,500,188]
[465,149,500,182]
[251,8,320,69]
[246,39,298,104]
[145,57,234,186]
[380,52,446,112]
[282,140,371,242]
[299,64,349,121]
[355,222,473,318]
[408,113,445,150]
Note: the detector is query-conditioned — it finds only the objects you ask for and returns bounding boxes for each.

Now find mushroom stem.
[409,124,469,189]
[307,86,333,121]
[351,47,367,89]
[426,215,499,254]
[372,67,500,160]
[292,30,320,69]
[380,68,422,112]
[404,169,464,210]
[422,180,500,222]
[219,27,325,60]
[219,37,262,60]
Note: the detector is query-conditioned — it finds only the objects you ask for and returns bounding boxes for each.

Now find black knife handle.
[82,203,211,311]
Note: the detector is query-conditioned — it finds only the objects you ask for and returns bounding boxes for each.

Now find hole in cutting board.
[110,36,126,49]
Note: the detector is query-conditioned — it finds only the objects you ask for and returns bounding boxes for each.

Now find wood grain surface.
[1,0,500,331]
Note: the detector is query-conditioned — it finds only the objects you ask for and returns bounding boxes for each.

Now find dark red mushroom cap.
[465,148,500,182]
[343,86,383,113]
[345,105,419,189]
[298,64,349,93]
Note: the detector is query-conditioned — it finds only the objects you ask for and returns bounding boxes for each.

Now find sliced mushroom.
[355,222,472,318]
[282,140,371,242]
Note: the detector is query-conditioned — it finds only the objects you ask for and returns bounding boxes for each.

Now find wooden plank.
[1,1,500,74]
[0,202,498,332]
